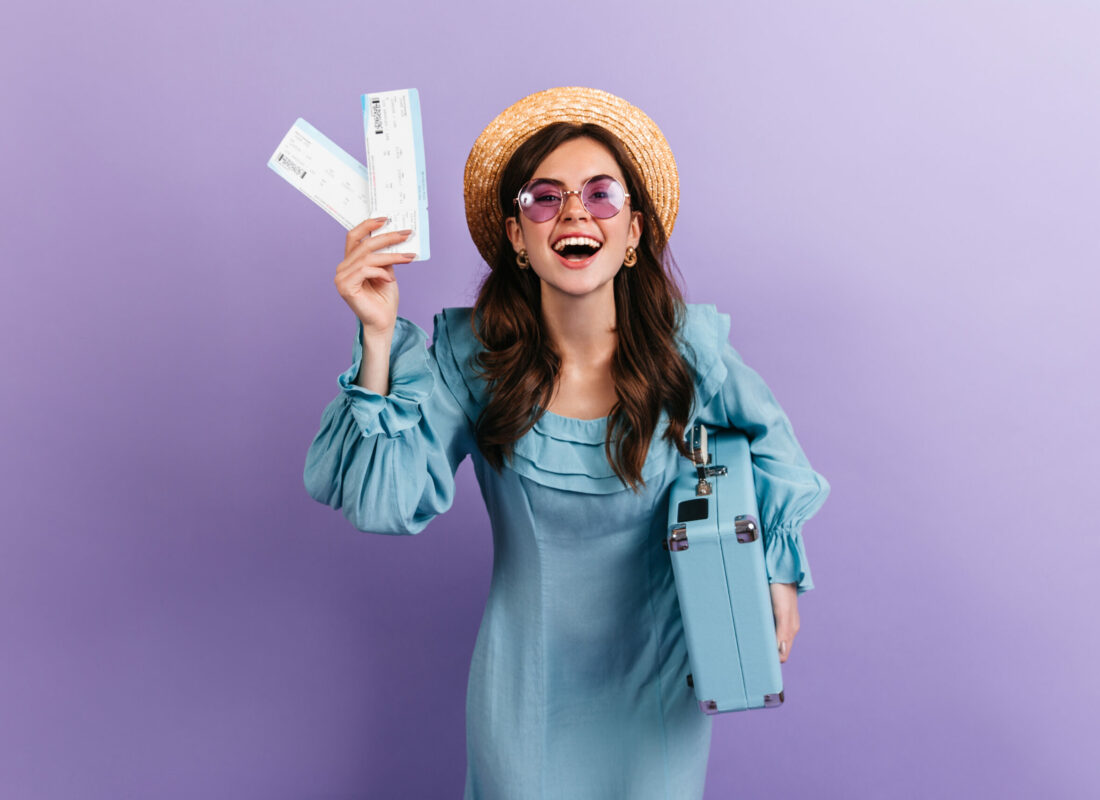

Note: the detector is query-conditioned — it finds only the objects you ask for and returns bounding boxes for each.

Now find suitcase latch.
[734,514,760,543]
[663,524,689,552]
[695,463,727,496]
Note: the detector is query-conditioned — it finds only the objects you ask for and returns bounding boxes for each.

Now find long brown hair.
[472,122,696,491]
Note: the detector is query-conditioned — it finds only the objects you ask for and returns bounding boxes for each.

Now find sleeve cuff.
[337,317,435,438]
[764,524,815,595]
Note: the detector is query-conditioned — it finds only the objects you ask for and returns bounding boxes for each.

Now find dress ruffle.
[431,305,731,495]
[763,525,815,595]
[338,317,435,438]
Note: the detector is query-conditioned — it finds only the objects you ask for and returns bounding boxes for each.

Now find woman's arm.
[304,221,473,535]
[304,317,474,536]
[690,309,830,662]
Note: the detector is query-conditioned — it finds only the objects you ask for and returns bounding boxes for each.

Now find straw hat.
[463,86,679,266]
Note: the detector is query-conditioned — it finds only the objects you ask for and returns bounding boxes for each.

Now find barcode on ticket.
[370,98,384,135]
[276,152,307,179]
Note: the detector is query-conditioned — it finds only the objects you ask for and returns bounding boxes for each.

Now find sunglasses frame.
[513,175,631,223]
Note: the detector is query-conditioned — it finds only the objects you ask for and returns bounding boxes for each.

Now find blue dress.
[304,304,830,800]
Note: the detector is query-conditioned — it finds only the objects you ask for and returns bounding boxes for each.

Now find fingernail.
[401,252,417,258]
[373,216,389,223]
[778,641,787,656]
[397,228,413,235]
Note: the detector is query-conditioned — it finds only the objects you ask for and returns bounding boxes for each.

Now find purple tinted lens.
[517,180,563,222]
[582,177,626,218]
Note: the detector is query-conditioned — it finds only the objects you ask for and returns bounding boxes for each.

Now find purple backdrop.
[3,1,1098,797]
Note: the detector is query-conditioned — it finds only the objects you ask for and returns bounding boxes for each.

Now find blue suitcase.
[664,424,784,714]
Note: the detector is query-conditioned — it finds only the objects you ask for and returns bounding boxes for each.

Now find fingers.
[336,249,413,289]
[775,616,800,664]
[345,218,416,262]
[345,216,389,257]
[345,230,414,260]
[770,582,800,664]
[338,235,414,281]
[336,263,396,293]
[775,629,794,664]
[339,234,416,277]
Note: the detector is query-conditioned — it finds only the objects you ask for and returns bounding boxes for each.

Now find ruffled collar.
[431,304,730,494]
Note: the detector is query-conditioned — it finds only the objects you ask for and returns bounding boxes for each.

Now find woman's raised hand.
[335,217,416,340]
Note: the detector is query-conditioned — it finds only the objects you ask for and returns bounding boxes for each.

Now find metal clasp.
[690,425,726,496]
[663,524,689,552]
[735,514,760,543]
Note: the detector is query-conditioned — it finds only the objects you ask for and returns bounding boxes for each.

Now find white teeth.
[553,236,602,252]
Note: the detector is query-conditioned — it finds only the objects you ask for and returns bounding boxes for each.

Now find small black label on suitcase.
[677,498,709,523]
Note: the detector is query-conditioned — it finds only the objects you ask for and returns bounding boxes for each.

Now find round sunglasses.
[514,175,630,223]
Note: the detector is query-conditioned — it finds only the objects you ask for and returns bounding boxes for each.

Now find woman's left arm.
[694,331,830,661]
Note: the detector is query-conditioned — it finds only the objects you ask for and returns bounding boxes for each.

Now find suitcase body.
[664,425,784,714]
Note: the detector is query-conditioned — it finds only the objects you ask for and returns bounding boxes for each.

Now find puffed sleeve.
[303,316,475,535]
[691,311,830,595]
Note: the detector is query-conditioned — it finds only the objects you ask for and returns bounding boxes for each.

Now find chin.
[544,271,616,299]
[535,257,619,298]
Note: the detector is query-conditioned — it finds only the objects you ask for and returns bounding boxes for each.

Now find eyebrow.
[527,173,616,187]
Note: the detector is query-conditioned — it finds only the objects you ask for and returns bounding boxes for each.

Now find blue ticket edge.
[361,89,430,260]
[408,89,430,260]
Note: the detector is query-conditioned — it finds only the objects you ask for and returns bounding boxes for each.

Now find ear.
[505,216,526,254]
[627,210,643,249]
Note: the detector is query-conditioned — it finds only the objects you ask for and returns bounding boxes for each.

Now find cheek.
[525,219,556,245]
[602,218,634,246]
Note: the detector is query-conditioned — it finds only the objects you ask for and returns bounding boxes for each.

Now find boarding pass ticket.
[267,90,429,260]
[363,89,430,260]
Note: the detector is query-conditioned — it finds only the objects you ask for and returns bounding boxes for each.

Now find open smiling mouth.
[552,236,603,263]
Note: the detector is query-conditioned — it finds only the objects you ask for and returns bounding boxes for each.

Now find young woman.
[305,87,830,800]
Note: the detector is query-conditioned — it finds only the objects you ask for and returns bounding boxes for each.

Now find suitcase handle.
[690,425,728,496]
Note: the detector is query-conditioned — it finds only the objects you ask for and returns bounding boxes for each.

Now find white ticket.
[362,89,430,260]
[267,118,372,230]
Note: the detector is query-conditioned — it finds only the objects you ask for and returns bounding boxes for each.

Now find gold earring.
[623,246,638,268]
[516,249,530,269]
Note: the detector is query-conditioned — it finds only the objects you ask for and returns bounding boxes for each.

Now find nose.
[560,190,589,220]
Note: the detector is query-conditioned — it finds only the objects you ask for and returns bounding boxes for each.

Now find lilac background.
[3,1,1097,798]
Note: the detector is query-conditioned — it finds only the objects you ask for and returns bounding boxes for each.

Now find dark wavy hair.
[471,122,696,491]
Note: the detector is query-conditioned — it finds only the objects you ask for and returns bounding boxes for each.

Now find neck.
[539,281,618,365]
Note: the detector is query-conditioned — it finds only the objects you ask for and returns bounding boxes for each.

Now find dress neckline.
[532,406,609,445]
[538,406,610,425]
